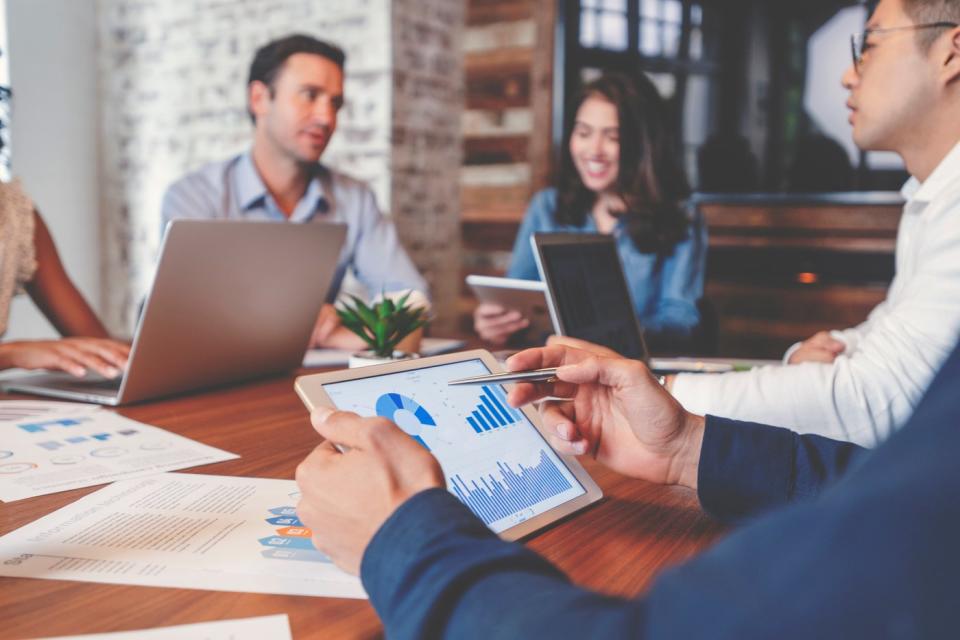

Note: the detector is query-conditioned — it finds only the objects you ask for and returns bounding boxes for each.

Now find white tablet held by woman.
[295,349,603,540]
[466,275,554,340]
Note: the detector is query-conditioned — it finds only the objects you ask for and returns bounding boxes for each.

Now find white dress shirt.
[672,141,960,446]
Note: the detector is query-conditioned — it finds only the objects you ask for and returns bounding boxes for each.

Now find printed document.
[40,614,292,639]
[0,401,238,501]
[0,473,365,599]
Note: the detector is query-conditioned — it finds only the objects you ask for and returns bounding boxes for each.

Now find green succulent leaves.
[336,291,428,358]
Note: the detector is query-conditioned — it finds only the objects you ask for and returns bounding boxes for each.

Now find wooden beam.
[461,220,521,250]
[700,203,902,233]
[466,71,531,110]
[461,185,530,222]
[464,136,530,165]
[463,107,534,137]
[465,20,537,53]
[465,47,535,75]
[467,0,534,26]
[529,0,557,192]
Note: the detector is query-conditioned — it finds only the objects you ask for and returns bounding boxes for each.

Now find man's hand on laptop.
[309,303,365,350]
[296,406,444,575]
[505,343,705,491]
[0,338,130,378]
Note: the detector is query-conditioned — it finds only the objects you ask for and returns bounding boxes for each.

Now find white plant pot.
[348,350,418,369]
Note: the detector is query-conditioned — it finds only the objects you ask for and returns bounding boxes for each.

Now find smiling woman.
[473,72,707,354]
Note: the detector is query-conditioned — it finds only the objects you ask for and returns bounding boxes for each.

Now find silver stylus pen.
[447,368,559,386]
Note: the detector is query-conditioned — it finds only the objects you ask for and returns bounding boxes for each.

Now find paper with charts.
[0,400,238,501]
[0,473,365,599]
[39,614,292,640]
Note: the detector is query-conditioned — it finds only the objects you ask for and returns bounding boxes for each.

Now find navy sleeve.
[697,416,866,523]
[360,344,960,639]
[361,422,867,638]
[361,488,647,640]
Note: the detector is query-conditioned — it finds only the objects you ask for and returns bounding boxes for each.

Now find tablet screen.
[537,239,647,360]
[322,358,586,534]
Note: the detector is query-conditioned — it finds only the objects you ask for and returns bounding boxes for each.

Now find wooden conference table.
[0,370,727,639]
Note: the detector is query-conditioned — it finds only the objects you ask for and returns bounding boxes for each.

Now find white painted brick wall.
[392,0,464,333]
[98,0,463,335]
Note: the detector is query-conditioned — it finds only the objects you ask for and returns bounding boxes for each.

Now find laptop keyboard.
[54,377,123,392]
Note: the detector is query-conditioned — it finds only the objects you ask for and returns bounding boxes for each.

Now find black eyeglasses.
[850,22,958,70]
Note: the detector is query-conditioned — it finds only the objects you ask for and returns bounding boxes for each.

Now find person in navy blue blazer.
[293,0,960,636]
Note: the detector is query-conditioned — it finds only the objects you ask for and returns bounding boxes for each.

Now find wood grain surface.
[0,372,725,639]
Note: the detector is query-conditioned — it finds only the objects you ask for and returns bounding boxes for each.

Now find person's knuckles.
[365,418,403,453]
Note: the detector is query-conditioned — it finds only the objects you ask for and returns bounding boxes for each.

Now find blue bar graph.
[449,450,573,525]
[467,385,522,435]
[467,416,483,433]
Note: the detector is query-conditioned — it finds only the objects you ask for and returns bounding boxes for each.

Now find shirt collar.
[235,151,330,221]
[902,139,960,205]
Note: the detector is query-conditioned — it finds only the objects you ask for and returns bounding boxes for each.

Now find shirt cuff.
[782,341,803,364]
[697,416,797,523]
[668,372,714,416]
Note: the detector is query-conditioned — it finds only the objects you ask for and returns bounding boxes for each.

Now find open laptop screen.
[532,233,648,361]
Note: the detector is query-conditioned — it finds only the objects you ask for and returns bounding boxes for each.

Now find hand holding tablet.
[295,404,446,574]
[295,350,602,542]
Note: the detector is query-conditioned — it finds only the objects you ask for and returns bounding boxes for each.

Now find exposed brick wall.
[98,0,462,336]
[392,0,464,333]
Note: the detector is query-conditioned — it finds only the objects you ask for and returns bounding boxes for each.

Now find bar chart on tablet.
[323,359,586,533]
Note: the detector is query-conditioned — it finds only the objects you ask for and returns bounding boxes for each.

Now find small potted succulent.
[337,292,429,368]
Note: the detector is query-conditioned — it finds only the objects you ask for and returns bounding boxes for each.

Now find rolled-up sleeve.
[350,186,429,299]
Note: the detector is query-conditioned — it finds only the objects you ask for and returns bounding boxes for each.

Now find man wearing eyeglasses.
[666,0,960,448]
[289,1,960,638]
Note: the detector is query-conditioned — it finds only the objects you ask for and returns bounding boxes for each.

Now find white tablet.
[466,274,553,341]
[295,350,602,540]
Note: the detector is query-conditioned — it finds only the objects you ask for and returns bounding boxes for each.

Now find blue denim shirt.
[160,152,428,302]
[507,188,706,341]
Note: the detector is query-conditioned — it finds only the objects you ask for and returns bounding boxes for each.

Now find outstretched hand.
[506,343,704,490]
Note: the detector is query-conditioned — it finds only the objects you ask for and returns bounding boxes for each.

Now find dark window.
[561,0,724,184]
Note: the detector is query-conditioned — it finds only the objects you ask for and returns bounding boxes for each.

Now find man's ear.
[248,80,271,121]
[942,27,960,86]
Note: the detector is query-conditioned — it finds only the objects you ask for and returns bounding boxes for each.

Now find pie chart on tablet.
[375,393,437,450]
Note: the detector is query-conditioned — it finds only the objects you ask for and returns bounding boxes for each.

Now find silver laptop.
[2,220,347,405]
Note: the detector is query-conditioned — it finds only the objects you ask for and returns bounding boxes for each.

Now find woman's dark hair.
[557,73,691,254]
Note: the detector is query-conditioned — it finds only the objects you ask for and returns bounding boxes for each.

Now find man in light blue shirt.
[161,34,427,349]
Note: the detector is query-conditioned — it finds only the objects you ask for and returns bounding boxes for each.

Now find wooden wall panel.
[459,0,554,334]
[467,0,534,26]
